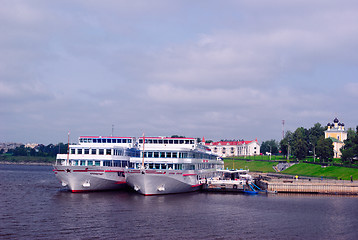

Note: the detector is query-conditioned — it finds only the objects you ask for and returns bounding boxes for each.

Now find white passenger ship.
[125,137,224,195]
[53,136,139,192]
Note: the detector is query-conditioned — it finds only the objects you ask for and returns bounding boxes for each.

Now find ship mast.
[67,131,70,166]
[141,133,145,169]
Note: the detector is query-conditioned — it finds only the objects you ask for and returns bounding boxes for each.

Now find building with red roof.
[205,139,260,157]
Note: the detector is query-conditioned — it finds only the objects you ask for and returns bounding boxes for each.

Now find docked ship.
[125,136,224,195]
[53,136,139,192]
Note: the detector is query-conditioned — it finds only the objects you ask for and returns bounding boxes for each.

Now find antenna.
[282,120,285,139]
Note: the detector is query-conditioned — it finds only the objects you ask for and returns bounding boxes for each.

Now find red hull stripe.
[105,170,124,173]
[191,184,202,188]
[115,181,126,184]
[72,169,105,173]
[183,173,197,176]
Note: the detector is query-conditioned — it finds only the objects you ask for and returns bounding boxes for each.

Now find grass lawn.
[224,159,277,173]
[224,158,358,180]
[282,163,358,180]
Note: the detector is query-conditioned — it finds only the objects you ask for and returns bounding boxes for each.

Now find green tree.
[260,139,279,155]
[316,137,334,162]
[292,127,309,160]
[280,131,293,158]
[341,126,358,164]
[308,123,325,161]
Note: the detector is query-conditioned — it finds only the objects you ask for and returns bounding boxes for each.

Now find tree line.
[4,143,69,157]
[261,123,358,164]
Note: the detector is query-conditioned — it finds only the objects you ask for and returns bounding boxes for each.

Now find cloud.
[1,0,358,143]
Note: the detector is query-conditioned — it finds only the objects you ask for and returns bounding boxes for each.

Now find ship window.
[153,140,158,144]
[161,164,167,170]
[106,149,111,155]
[93,139,97,143]
[172,152,177,158]
[70,149,75,154]
[180,140,184,144]
[185,140,190,144]
[124,139,128,143]
[128,139,132,143]
[159,140,163,144]
[91,149,96,154]
[164,140,168,144]
[99,149,104,155]
[149,163,154,169]
[79,138,83,143]
[169,140,173,144]
[166,152,172,158]
[160,152,165,158]
[190,140,194,144]
[77,149,82,154]
[84,149,89,154]
[174,140,178,144]
[168,164,173,169]
[139,139,143,144]
[148,139,153,144]
[80,160,86,166]
[154,152,159,158]
[148,152,153,158]
[111,139,116,143]
[155,164,160,169]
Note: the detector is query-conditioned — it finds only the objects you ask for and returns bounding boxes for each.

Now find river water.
[1,164,358,240]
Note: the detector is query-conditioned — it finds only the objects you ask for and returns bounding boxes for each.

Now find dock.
[202,179,264,194]
[256,177,358,195]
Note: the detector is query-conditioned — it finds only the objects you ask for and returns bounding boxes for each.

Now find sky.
[1,0,358,144]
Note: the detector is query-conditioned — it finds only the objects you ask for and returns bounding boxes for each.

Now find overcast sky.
[1,0,358,144]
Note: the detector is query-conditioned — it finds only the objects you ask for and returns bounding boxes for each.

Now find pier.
[255,175,358,195]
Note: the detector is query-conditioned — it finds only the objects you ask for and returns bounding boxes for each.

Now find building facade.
[324,118,347,158]
[205,139,260,157]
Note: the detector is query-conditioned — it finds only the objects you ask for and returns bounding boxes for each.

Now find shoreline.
[0,161,54,166]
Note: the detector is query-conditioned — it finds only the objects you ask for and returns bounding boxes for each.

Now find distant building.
[25,143,39,149]
[205,139,260,157]
[325,118,347,158]
[0,142,23,153]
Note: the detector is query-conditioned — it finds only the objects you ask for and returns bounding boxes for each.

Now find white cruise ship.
[53,136,139,192]
[125,136,224,195]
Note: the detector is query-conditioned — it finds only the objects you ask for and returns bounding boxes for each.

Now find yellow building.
[324,118,347,158]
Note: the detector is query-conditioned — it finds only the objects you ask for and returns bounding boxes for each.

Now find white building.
[205,139,260,157]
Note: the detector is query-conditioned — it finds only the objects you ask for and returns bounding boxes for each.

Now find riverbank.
[0,161,53,166]
[0,155,55,165]
[224,159,358,180]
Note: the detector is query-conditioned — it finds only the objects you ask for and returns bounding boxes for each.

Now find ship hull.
[53,166,127,192]
[126,170,202,195]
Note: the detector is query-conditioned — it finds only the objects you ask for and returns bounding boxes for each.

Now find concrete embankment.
[256,175,358,195]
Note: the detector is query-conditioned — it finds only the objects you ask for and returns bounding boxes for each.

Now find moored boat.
[53,136,139,192]
[125,136,224,195]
